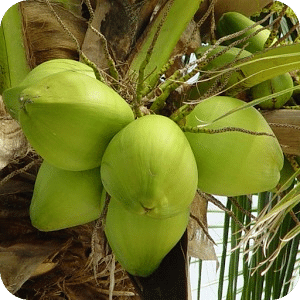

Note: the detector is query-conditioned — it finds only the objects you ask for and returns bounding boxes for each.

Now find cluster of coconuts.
[3,57,284,277]
[216,11,294,109]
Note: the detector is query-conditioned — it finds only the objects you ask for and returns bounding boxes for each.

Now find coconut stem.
[0,3,31,92]
[136,1,172,105]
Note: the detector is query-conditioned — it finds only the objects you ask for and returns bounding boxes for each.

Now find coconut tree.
[1,0,300,299]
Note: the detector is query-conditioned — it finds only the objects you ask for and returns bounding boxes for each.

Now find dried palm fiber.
[188,192,218,264]
[20,0,88,68]
[0,96,28,170]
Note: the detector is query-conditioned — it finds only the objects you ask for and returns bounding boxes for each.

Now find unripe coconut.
[104,195,190,277]
[216,13,292,110]
[3,59,96,120]
[19,71,134,171]
[30,161,103,231]
[21,59,96,85]
[184,96,283,196]
[101,115,198,218]
[272,156,296,192]
[216,11,276,53]
[250,73,294,109]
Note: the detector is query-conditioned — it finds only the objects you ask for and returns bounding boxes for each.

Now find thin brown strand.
[200,192,247,232]
[269,123,300,131]
[0,158,42,187]
[289,210,300,225]
[190,213,216,245]
[264,4,288,48]
[87,23,119,81]
[229,197,256,220]
[274,21,300,47]
[181,125,276,138]
[136,0,174,102]
[84,0,95,21]
[109,255,116,300]
[89,193,111,279]
[196,0,217,32]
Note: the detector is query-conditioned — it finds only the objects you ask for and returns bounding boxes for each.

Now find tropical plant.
[1,0,300,299]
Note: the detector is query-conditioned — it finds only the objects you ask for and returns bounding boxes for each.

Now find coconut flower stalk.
[128,0,203,103]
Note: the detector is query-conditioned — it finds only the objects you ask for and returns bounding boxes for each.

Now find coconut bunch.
[2,56,285,278]
[216,11,294,109]
[1,58,198,277]
[0,0,201,283]
[1,1,293,282]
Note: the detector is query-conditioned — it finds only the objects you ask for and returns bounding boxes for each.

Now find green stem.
[128,0,203,91]
[0,3,30,92]
[170,104,193,123]
[282,227,300,296]
[218,199,231,300]
[241,197,252,300]
[271,194,293,299]
[197,260,202,300]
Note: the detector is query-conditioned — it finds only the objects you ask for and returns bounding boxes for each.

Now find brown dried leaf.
[65,283,109,300]
[0,241,65,294]
[188,193,218,265]
[81,0,111,71]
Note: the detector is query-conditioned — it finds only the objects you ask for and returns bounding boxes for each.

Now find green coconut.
[215,12,293,110]
[30,160,103,231]
[184,96,283,196]
[18,70,134,171]
[272,156,296,192]
[104,195,190,277]
[101,114,198,218]
[216,11,276,53]
[3,59,96,120]
[250,73,294,109]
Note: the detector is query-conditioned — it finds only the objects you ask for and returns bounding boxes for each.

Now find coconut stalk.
[0,3,30,93]
[127,0,203,101]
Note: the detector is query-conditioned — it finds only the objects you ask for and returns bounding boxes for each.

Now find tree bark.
[263,109,300,156]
